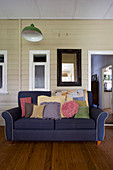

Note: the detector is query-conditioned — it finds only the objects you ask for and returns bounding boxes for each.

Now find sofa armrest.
[90,107,108,141]
[2,107,21,141]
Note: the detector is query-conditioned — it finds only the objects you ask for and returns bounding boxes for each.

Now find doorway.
[88,51,113,125]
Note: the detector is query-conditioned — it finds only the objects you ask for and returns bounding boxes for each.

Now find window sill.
[0,91,8,95]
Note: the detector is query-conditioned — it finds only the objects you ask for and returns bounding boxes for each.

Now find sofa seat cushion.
[55,118,95,130]
[14,118,54,130]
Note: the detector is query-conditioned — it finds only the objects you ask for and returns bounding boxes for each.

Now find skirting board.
[104,124,113,126]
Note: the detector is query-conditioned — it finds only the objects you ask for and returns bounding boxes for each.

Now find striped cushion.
[20,97,31,117]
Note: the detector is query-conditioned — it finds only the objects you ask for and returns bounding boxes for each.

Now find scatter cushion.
[66,99,87,107]
[20,97,31,117]
[61,92,67,98]
[38,95,65,118]
[40,102,61,120]
[52,89,89,106]
[61,100,79,118]
[84,89,89,106]
[25,103,34,118]
[73,100,87,106]
[30,104,45,118]
[74,106,89,119]
[67,97,73,101]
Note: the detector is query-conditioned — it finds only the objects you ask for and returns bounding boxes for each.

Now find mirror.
[62,53,77,82]
[57,49,81,86]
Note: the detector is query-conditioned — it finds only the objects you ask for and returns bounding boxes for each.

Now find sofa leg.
[9,141,14,144]
[97,141,101,146]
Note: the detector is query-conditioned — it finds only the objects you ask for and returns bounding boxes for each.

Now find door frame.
[102,67,105,110]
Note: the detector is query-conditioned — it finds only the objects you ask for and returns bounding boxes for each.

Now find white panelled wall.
[1,19,113,125]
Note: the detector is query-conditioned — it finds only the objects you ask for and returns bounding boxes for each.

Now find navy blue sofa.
[2,91,108,145]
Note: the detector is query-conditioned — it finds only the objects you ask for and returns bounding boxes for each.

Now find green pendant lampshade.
[22,24,43,42]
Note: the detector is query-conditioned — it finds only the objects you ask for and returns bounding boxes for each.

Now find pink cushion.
[61,100,79,118]
[20,97,31,117]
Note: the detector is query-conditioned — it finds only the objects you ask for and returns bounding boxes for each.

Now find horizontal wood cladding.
[0,121,4,126]
[0,94,18,102]
[22,19,113,27]
[0,20,19,125]
[0,103,18,110]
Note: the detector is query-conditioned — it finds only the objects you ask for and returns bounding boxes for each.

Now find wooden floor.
[0,127,113,170]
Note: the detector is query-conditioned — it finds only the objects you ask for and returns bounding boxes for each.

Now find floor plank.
[0,127,113,170]
[52,142,67,170]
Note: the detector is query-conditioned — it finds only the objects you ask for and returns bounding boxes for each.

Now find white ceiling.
[1,0,113,19]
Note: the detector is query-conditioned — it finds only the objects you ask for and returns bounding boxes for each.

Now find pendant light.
[22,24,43,42]
[21,0,43,42]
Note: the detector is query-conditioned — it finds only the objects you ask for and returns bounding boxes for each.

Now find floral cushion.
[61,100,79,118]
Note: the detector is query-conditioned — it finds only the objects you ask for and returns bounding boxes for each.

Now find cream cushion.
[31,104,45,118]
[38,95,66,118]
[67,97,73,101]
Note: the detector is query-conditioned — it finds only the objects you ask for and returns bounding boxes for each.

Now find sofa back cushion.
[18,91,92,109]
[87,91,93,108]
[18,91,51,108]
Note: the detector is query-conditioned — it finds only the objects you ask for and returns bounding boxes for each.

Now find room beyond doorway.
[102,65,113,124]
[102,65,112,111]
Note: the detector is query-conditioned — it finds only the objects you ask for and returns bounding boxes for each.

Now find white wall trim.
[29,51,33,90]
[18,19,22,91]
[29,50,50,91]
[104,124,113,126]
[0,50,7,94]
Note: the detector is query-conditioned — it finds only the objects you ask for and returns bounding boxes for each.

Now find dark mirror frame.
[57,49,82,86]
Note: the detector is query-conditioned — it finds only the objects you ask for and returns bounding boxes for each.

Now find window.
[29,50,50,91]
[0,51,7,93]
